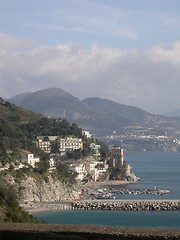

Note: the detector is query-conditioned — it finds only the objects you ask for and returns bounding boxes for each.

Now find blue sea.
[35,152,180,229]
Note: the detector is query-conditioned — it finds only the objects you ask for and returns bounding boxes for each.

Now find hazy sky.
[0,0,180,114]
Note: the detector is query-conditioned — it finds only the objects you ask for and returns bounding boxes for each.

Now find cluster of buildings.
[36,136,84,155]
[0,127,138,183]
[69,157,109,182]
[0,134,85,171]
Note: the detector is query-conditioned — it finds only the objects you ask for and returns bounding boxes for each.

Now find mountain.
[8,88,180,135]
[9,88,92,120]
[7,92,32,106]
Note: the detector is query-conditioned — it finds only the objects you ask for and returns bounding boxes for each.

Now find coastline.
[23,180,137,214]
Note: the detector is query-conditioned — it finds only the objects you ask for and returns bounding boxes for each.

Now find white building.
[70,163,87,181]
[48,158,56,172]
[36,138,51,153]
[20,150,40,168]
[88,161,108,181]
[58,137,83,155]
[71,160,108,182]
[82,130,92,139]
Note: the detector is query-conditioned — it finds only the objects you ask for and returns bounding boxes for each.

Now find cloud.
[0,33,34,50]
[0,34,180,114]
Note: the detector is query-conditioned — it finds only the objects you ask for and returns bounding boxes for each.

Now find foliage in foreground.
[0,177,41,223]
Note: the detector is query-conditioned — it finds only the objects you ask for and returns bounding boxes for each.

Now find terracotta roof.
[21,149,32,155]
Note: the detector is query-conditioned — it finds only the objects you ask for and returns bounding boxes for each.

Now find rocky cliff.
[20,177,81,203]
[6,175,81,203]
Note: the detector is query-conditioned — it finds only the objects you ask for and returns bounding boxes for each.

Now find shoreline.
[23,180,139,214]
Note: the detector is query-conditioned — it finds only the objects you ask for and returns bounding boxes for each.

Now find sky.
[0,0,180,114]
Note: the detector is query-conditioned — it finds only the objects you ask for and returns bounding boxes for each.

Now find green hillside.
[0,97,85,156]
[0,97,99,222]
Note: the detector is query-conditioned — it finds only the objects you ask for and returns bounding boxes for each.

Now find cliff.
[6,175,81,203]
[21,177,81,203]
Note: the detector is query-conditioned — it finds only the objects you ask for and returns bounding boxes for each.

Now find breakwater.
[72,199,180,211]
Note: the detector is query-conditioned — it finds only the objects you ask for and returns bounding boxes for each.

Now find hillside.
[0,97,95,222]
[0,96,87,156]
[9,88,180,135]
[0,176,40,223]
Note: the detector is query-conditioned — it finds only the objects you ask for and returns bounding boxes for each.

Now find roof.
[21,149,32,155]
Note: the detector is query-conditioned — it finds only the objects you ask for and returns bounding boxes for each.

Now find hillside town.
[0,129,138,184]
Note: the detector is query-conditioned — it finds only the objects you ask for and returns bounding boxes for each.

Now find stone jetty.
[72,199,180,211]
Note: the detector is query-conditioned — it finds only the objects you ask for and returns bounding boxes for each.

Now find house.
[71,160,108,182]
[48,158,56,172]
[86,161,108,182]
[36,136,51,153]
[82,130,92,139]
[70,163,87,181]
[20,150,40,168]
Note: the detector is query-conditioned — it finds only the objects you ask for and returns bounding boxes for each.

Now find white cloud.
[0,33,34,50]
[1,34,180,114]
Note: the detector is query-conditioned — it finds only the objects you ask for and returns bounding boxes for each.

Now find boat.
[95,193,116,200]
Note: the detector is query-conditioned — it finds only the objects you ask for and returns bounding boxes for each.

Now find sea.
[35,152,180,229]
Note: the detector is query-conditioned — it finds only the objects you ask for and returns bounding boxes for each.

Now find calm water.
[36,152,180,228]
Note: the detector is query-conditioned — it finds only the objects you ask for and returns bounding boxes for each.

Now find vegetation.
[0,98,109,164]
[0,176,41,223]
[0,97,111,223]
[52,163,78,185]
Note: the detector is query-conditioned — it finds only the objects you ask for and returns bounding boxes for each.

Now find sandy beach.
[21,201,73,214]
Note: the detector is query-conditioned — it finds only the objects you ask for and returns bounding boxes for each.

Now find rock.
[17,176,80,203]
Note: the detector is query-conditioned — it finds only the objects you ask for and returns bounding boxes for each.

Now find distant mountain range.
[8,88,180,135]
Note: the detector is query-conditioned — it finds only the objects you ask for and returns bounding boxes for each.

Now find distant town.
[100,126,180,152]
